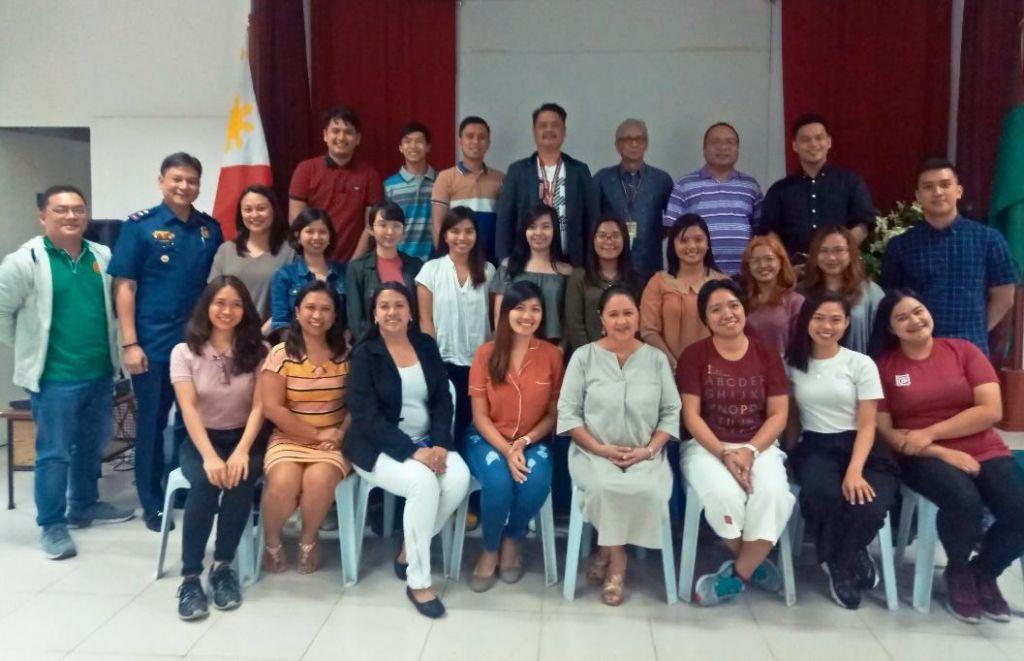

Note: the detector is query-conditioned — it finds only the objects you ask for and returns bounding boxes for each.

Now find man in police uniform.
[108,153,223,531]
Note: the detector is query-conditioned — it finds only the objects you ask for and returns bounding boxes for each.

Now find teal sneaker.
[693,560,745,606]
[40,524,77,560]
[68,501,135,528]
[750,558,784,594]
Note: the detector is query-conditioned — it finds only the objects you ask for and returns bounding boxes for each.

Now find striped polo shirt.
[431,161,505,263]
[385,165,437,260]
[663,166,763,276]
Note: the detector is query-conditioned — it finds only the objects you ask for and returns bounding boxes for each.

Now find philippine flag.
[212,28,272,239]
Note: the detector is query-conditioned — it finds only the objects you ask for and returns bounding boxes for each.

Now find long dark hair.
[436,206,486,287]
[290,207,337,257]
[357,281,417,345]
[867,288,920,359]
[489,281,544,384]
[666,213,719,276]
[284,281,348,360]
[185,276,267,374]
[234,185,289,257]
[585,214,639,290]
[800,226,866,305]
[786,291,851,373]
[507,202,567,279]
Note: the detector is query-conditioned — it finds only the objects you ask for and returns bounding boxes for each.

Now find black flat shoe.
[393,551,409,581]
[144,510,174,533]
[406,587,445,619]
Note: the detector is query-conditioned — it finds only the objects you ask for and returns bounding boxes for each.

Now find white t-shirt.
[398,362,431,443]
[414,256,494,366]
[540,162,568,254]
[787,347,883,433]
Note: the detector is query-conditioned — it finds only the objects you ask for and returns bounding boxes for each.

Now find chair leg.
[154,484,179,579]
[253,509,265,584]
[440,512,454,580]
[677,486,703,602]
[383,491,396,538]
[659,510,678,604]
[895,487,917,566]
[354,480,373,568]
[337,475,360,587]
[876,512,899,611]
[539,494,558,586]
[562,486,584,601]
[912,497,940,613]
[237,516,256,587]
[449,491,472,581]
[779,512,797,607]
[580,523,593,562]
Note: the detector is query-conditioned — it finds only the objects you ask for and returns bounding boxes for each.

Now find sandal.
[297,541,320,574]
[602,573,625,606]
[586,554,609,587]
[263,544,286,573]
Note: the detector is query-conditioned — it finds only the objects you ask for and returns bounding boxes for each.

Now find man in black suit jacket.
[494,102,599,267]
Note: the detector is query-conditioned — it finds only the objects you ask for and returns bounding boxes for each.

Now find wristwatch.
[739,443,761,459]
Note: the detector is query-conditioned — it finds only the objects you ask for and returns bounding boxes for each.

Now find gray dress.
[208,241,296,321]
[557,342,681,547]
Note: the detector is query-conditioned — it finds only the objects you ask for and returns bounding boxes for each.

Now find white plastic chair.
[678,483,797,606]
[448,477,558,585]
[154,467,262,587]
[562,483,678,603]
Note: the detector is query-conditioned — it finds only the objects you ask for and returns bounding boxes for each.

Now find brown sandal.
[586,554,610,587]
[263,544,286,573]
[602,573,625,606]
[297,541,320,574]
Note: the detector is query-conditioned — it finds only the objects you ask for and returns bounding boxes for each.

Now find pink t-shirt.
[746,290,804,355]
[877,338,1009,462]
[677,335,789,442]
[169,342,259,430]
[377,254,404,284]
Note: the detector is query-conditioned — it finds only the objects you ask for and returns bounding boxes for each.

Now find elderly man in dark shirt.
[760,113,876,261]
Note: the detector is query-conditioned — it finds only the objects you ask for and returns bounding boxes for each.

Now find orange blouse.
[639,269,726,360]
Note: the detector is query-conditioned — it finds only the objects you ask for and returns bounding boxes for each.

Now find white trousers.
[354,451,470,589]
[681,441,795,543]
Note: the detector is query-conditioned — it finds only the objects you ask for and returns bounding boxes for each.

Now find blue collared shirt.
[593,163,674,276]
[270,258,347,330]
[107,202,223,362]
[880,215,1017,354]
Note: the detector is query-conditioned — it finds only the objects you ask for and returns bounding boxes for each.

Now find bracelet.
[122,342,139,349]
[521,434,533,446]
[646,446,655,460]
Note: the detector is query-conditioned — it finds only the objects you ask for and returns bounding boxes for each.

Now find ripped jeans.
[464,425,554,552]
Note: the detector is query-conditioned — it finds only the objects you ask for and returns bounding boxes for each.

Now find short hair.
[915,157,959,184]
[290,207,337,256]
[697,278,748,327]
[791,112,830,139]
[458,115,490,136]
[399,121,431,144]
[703,122,739,146]
[38,185,86,211]
[614,118,648,141]
[532,102,567,125]
[160,152,202,177]
[368,200,406,227]
[322,104,361,132]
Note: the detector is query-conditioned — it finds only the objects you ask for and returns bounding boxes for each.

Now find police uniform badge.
[152,230,175,245]
[200,226,210,240]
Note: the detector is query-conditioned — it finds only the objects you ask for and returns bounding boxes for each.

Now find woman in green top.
[565,214,644,351]
[490,203,573,344]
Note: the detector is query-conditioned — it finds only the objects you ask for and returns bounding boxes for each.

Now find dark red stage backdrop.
[781,0,951,214]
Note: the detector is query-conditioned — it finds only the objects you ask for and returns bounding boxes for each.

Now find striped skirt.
[264,429,350,477]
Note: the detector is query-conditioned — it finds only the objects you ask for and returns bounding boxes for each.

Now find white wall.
[457,0,786,186]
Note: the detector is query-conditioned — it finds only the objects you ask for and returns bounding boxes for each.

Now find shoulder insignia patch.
[128,208,154,222]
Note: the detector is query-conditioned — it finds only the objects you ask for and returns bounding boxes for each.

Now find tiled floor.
[1,449,1023,661]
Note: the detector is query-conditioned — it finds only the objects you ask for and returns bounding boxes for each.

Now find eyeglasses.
[372,221,402,232]
[707,138,738,148]
[595,232,622,242]
[617,136,647,144]
[817,246,849,257]
[50,206,87,217]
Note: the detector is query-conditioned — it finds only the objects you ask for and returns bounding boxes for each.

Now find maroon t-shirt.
[877,338,1009,462]
[677,336,789,442]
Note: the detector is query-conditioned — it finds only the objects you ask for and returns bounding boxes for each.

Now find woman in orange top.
[464,281,564,592]
[640,214,726,370]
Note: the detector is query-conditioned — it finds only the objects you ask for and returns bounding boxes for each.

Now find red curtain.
[781,1,951,214]
[956,0,1023,219]
[308,0,457,178]
[251,0,313,210]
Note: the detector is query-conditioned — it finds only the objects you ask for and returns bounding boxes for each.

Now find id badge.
[626,220,638,245]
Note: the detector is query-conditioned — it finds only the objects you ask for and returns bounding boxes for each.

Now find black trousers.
[794,431,899,567]
[900,454,1024,578]
[444,362,472,451]
[179,429,264,576]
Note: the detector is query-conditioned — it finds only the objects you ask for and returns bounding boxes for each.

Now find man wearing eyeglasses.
[593,118,673,278]
[663,122,763,277]
[0,186,134,560]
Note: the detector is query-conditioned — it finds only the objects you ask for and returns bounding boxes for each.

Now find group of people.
[1,100,1022,627]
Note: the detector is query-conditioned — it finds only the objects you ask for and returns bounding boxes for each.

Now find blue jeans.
[29,376,113,527]
[131,362,180,513]
[464,425,553,552]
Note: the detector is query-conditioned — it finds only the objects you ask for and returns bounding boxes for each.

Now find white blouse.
[415,255,495,366]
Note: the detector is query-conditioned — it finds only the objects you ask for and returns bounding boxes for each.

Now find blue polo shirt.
[880,215,1017,354]
[107,202,223,362]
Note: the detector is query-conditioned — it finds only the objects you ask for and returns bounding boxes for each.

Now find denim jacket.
[270,258,347,330]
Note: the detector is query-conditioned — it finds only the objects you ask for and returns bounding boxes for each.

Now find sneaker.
[944,567,981,624]
[693,560,745,606]
[209,563,242,610]
[821,561,861,609]
[750,558,783,594]
[67,501,135,529]
[40,524,77,560]
[177,576,209,621]
[852,548,878,590]
[976,574,1011,623]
